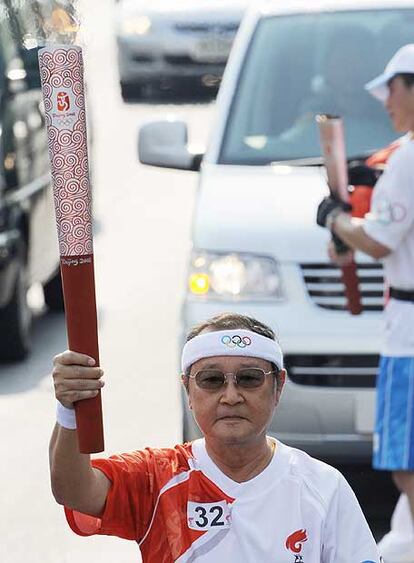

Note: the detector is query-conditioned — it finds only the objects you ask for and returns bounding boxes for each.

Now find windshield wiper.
[270,157,324,166]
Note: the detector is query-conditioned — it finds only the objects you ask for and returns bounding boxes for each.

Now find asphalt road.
[0,1,398,561]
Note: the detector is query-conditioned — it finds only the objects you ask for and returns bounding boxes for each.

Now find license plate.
[355,392,376,434]
[192,37,232,62]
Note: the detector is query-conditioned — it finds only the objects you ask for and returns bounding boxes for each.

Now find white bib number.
[187,500,232,531]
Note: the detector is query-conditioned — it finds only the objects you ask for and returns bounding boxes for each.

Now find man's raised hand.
[52,351,104,409]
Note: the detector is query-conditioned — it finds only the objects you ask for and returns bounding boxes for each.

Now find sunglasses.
[188,367,278,390]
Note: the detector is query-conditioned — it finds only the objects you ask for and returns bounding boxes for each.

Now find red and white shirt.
[65,439,380,562]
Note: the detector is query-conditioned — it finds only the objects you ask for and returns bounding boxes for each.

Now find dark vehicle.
[0,1,63,361]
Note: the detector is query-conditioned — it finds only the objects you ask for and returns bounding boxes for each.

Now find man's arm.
[49,351,111,516]
[331,212,391,259]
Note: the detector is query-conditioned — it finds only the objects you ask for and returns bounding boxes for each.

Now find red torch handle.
[60,256,104,453]
[341,261,362,315]
[316,115,363,315]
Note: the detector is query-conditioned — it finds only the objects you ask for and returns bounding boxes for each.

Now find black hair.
[388,73,414,89]
[186,312,276,342]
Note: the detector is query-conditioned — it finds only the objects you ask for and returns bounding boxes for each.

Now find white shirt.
[184,439,380,563]
[66,439,380,562]
[363,138,414,355]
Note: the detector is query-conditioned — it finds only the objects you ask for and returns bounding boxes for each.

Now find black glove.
[331,232,350,255]
[347,163,381,187]
[316,196,351,229]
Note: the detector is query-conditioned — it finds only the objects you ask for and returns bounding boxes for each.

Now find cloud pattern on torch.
[39,46,93,257]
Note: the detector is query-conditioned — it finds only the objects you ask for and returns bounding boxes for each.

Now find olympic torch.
[316,114,362,315]
[38,45,104,453]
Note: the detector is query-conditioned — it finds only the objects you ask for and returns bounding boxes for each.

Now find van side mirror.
[138,119,203,172]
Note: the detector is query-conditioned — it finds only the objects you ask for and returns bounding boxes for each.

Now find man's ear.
[275,369,286,405]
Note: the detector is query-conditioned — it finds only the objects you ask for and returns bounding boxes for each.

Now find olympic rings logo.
[221,335,252,348]
[56,117,75,127]
[372,198,407,224]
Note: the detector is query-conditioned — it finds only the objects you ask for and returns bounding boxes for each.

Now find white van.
[139,0,414,462]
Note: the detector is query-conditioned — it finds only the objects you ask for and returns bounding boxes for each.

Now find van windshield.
[219,9,414,165]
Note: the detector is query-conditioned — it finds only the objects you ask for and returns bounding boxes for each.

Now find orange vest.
[349,140,401,218]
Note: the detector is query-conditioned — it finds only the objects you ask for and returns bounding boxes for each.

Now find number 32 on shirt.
[187,501,232,531]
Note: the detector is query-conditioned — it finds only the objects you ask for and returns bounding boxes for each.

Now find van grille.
[285,354,378,388]
[301,263,384,311]
[164,55,224,67]
[174,22,239,34]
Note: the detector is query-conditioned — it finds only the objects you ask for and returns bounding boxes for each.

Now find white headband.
[181,329,283,373]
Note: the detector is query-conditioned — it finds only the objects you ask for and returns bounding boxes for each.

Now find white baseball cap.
[365,44,414,102]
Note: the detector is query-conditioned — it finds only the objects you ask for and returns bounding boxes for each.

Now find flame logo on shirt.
[286,529,308,553]
[57,91,70,112]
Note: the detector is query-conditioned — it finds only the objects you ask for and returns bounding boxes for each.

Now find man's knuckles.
[66,378,103,390]
[53,364,102,381]
[54,373,103,399]
[53,350,93,367]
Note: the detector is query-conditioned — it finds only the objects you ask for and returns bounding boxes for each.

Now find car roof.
[258,0,414,17]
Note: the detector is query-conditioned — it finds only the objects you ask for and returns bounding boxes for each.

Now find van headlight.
[188,251,283,301]
[121,16,152,36]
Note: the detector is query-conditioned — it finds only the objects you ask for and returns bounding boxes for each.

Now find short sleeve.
[65,450,160,541]
[322,475,381,563]
[363,146,414,251]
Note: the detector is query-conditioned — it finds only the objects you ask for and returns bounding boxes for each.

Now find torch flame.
[0,1,80,47]
[44,4,80,44]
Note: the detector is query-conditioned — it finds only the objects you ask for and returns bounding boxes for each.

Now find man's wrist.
[326,208,345,231]
[56,401,77,430]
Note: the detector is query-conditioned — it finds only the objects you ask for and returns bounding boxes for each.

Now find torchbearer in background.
[317,44,414,563]
[39,44,104,454]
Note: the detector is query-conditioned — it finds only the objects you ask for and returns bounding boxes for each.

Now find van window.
[220,9,414,165]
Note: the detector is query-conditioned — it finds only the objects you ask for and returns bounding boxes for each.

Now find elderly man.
[50,313,380,562]
[317,44,414,563]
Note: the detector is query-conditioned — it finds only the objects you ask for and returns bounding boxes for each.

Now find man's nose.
[220,378,243,404]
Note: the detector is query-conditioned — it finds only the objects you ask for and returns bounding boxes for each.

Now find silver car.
[115,0,247,99]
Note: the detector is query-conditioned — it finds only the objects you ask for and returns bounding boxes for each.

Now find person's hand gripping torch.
[316,114,362,315]
[38,45,104,452]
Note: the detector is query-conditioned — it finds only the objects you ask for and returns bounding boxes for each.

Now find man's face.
[385,76,414,133]
[183,355,285,447]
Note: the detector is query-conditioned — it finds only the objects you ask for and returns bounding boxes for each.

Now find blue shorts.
[373,356,414,471]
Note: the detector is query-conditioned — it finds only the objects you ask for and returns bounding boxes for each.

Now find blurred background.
[0,0,408,560]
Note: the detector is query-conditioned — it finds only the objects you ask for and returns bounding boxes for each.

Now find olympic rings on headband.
[181,330,283,372]
[221,335,252,348]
